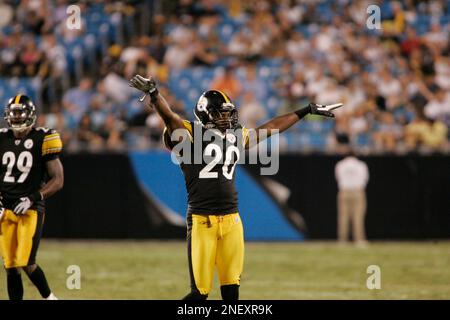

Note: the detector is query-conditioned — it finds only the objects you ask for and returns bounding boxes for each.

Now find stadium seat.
[217,22,236,43]
[355,133,371,148]
[0,78,40,106]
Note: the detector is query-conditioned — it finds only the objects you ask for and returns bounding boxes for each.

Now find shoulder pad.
[42,129,63,156]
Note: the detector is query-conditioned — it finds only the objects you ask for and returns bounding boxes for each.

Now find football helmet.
[194,90,238,131]
[5,95,37,132]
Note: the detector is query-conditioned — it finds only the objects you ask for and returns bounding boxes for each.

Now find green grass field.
[0,240,449,300]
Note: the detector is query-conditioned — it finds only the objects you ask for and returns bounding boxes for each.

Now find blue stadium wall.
[128,151,303,241]
[44,153,450,240]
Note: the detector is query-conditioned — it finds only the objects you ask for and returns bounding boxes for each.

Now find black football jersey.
[164,121,249,215]
[0,127,63,210]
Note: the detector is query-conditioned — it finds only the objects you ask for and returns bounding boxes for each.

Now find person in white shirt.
[335,152,369,245]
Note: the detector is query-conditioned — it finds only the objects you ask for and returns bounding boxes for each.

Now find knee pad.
[221,284,239,301]
[182,289,208,300]
[23,264,37,276]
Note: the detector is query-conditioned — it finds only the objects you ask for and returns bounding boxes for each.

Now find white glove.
[129,74,159,102]
[310,102,344,117]
[13,197,33,215]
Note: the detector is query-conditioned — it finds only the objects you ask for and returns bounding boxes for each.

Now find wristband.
[29,191,43,202]
[294,105,312,120]
[149,88,159,103]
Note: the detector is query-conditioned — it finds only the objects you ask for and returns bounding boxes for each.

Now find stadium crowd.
[0,0,449,154]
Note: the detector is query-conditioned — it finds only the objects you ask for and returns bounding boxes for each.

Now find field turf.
[0,240,449,300]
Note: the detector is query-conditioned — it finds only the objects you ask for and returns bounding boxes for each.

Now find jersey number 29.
[2,151,33,183]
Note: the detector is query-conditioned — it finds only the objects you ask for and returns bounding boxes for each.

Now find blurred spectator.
[342,80,366,115]
[239,91,267,128]
[102,67,134,105]
[120,36,148,78]
[40,34,67,76]
[228,30,251,59]
[335,152,369,246]
[101,114,126,151]
[434,56,450,90]
[401,27,422,56]
[381,0,406,36]
[163,22,196,70]
[286,31,308,61]
[211,66,242,99]
[63,78,94,122]
[316,80,344,106]
[40,103,66,133]
[349,107,369,137]
[373,112,403,153]
[191,33,220,67]
[375,70,402,103]
[77,114,104,150]
[19,36,44,76]
[0,0,448,154]
[423,23,448,51]
[0,2,13,29]
[86,95,108,132]
[424,88,450,121]
[405,114,448,152]
[333,115,351,153]
[242,65,266,99]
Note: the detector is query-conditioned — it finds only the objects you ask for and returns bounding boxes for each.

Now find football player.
[0,95,64,300]
[129,75,342,300]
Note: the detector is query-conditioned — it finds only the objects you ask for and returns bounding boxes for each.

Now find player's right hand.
[12,197,32,215]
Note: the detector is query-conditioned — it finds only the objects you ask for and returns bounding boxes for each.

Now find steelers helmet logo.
[24,139,33,149]
[197,96,208,113]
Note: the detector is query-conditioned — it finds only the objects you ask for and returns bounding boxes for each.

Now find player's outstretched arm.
[129,75,185,133]
[246,102,343,149]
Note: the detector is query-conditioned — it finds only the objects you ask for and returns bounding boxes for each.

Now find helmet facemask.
[5,103,36,133]
[209,103,238,132]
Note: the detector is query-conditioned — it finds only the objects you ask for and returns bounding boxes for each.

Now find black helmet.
[5,95,37,132]
[194,90,238,131]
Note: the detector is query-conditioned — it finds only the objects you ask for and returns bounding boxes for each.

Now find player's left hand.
[309,102,343,118]
[13,197,33,215]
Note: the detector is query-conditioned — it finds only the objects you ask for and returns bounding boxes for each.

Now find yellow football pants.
[188,213,244,295]
[0,209,43,268]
